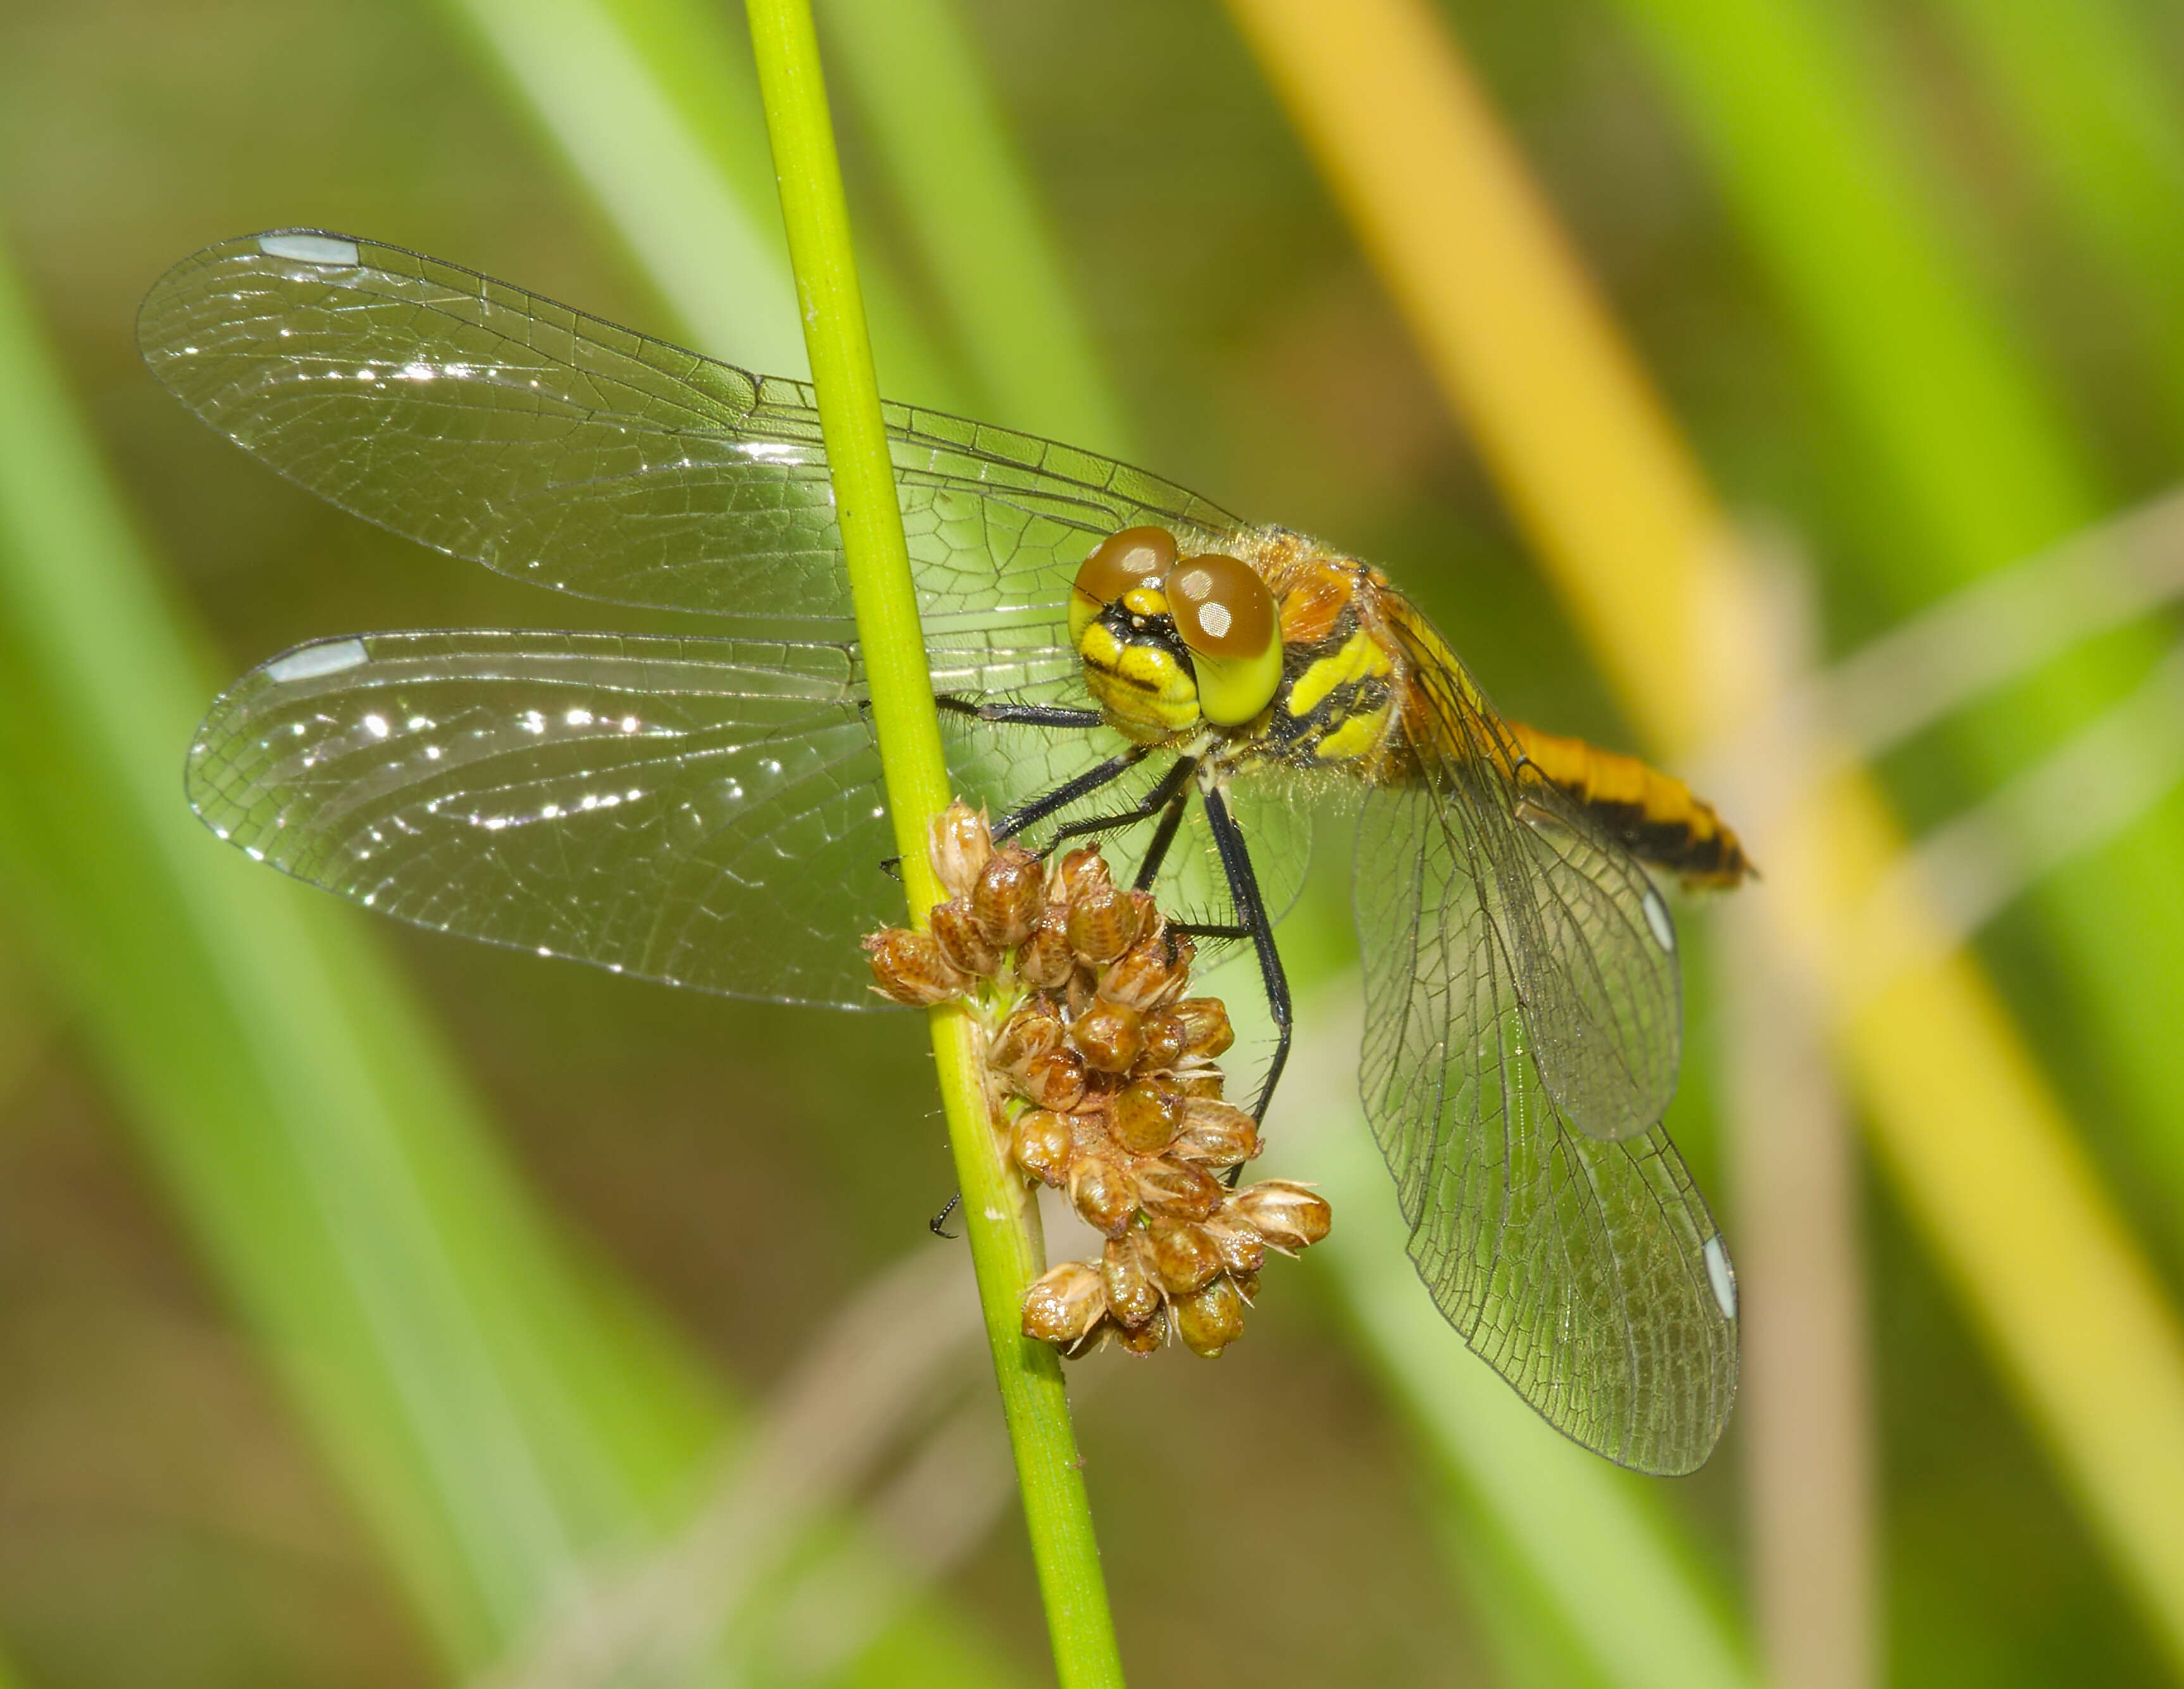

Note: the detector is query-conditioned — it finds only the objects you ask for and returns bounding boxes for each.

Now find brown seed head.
[1173,1274,1247,1358]
[1169,1098,1260,1168]
[1010,1109,1073,1187]
[1138,1010,1188,1070]
[1146,1216,1225,1296]
[1051,846,1111,905]
[972,845,1044,947]
[1097,929,1187,1011]
[1117,1308,1167,1356]
[1228,1180,1332,1251]
[1109,1079,1184,1154]
[1167,998,1235,1060]
[863,929,970,1005]
[1016,907,1077,989]
[1132,1154,1224,1222]
[928,802,992,900]
[1071,999,1143,1073]
[1021,1260,1107,1346]
[1069,1150,1140,1236]
[930,898,1002,977]
[1066,884,1139,965]
[990,1000,1065,1073]
[1203,1214,1268,1278]
[1014,1048,1088,1111]
[1101,1230,1163,1329]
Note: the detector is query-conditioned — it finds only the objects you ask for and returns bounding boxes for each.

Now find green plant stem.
[739,4,1124,1683]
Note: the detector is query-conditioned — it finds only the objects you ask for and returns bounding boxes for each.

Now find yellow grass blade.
[1224,0,2184,1666]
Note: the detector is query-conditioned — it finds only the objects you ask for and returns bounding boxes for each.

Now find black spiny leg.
[1201,786,1291,1124]
[935,696,1105,730]
[1034,754,1198,858]
[879,696,1117,877]
[1131,769,1195,892]
[990,746,1150,845]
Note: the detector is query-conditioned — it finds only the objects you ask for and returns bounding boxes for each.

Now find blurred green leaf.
[0,229,1022,1686]
[1272,981,1754,1689]
[1926,0,2184,452]
[429,0,964,408]
[817,0,1132,455]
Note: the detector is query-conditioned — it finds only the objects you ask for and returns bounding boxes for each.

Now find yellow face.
[1070,528,1285,743]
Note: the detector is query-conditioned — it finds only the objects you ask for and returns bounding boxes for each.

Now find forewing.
[140,232,1241,627]
[189,629,1137,1007]
[1355,779,1736,1474]
[1384,600,1679,1141]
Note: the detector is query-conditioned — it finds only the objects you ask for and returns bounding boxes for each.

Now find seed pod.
[1071,1000,1143,1073]
[1117,1308,1166,1355]
[928,802,992,899]
[1098,929,1186,1011]
[1229,1180,1332,1251]
[1064,963,1099,1019]
[1051,846,1111,905]
[1070,1150,1139,1236]
[1203,1215,1267,1278]
[1014,1048,1086,1112]
[1138,1010,1189,1070]
[1167,998,1235,1060]
[1174,1068,1226,1099]
[1157,927,1196,985]
[1133,1154,1224,1222]
[972,844,1044,946]
[1022,1260,1107,1346]
[931,898,1002,977]
[1065,1106,1108,1157]
[1016,908,1077,989]
[1101,1230,1163,1328]
[1109,1079,1184,1154]
[990,1001,1065,1073]
[1010,1109,1073,1187]
[1169,1098,1260,1168]
[1146,1216,1225,1296]
[863,929,970,1005]
[1067,883,1138,965]
[1174,1274,1246,1358]
[1123,890,1158,951]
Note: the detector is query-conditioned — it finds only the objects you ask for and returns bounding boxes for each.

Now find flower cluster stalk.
[740,3,1124,1682]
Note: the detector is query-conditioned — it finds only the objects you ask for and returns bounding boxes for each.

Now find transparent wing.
[188,629,1305,1008]
[1355,779,1736,1474]
[139,232,1243,628]
[1381,598,1680,1141]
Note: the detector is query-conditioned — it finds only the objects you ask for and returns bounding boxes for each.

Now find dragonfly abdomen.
[1505,721,1751,888]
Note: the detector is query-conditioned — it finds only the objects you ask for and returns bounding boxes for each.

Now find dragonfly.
[143,230,1748,1475]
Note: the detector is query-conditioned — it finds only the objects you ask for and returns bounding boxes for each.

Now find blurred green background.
[5,0,2184,1684]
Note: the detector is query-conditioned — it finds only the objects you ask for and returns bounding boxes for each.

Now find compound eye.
[1167,554,1274,659]
[1077,526,1178,609]
[1071,526,1179,645]
[1165,553,1282,726]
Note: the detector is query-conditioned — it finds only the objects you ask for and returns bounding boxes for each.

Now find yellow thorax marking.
[1286,628,1391,719]
[1313,702,1391,761]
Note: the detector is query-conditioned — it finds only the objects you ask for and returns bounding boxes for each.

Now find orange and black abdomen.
[1506,721,1752,889]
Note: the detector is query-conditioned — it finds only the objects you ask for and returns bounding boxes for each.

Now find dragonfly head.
[1071,528,1284,739]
